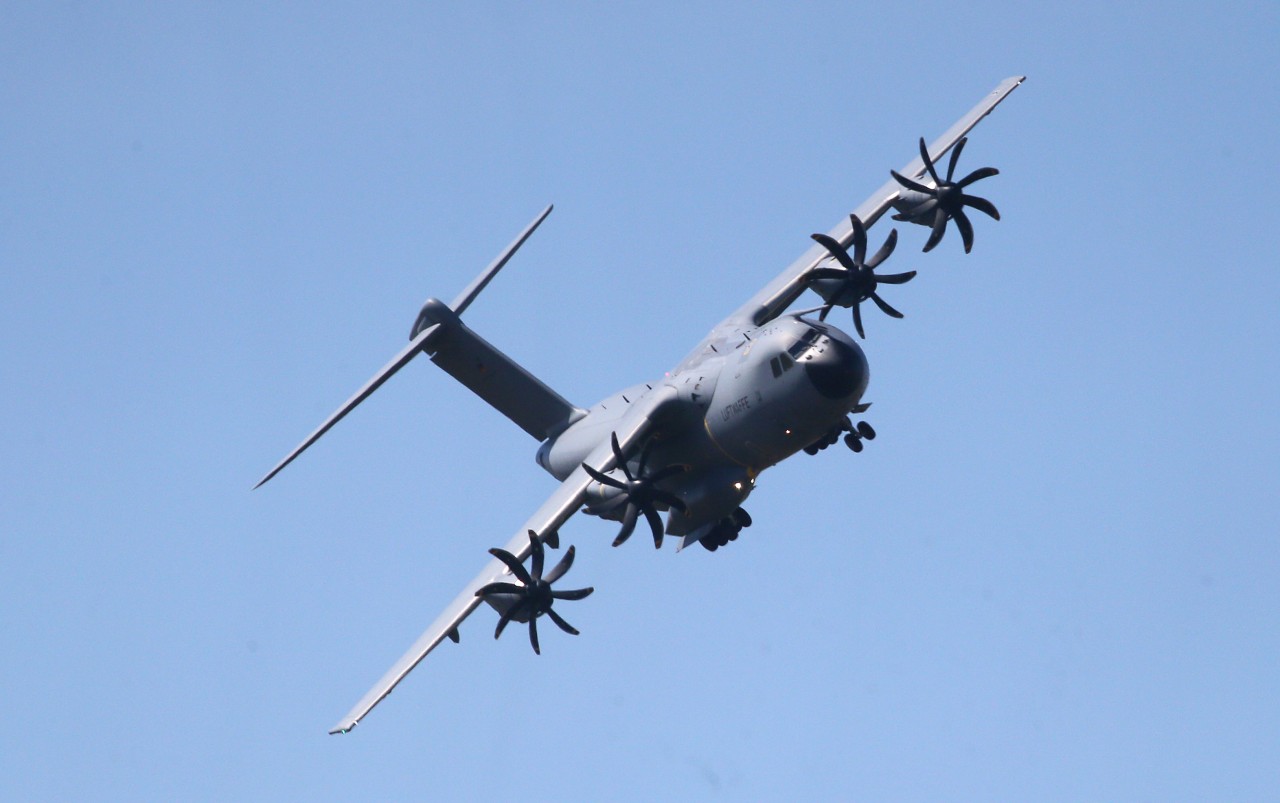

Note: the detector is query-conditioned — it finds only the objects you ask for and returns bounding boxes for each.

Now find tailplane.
[255,205,581,488]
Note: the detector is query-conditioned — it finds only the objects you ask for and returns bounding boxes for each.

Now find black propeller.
[475,530,594,655]
[810,214,916,339]
[891,136,1000,253]
[583,433,687,549]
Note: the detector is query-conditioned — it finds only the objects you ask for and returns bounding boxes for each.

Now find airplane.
[255,76,1026,734]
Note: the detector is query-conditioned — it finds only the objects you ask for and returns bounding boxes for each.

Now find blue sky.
[3,3,1277,800]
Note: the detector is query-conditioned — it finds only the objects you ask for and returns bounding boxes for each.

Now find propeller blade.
[643,506,665,549]
[956,166,999,188]
[613,504,639,547]
[946,136,968,182]
[543,545,576,585]
[866,228,898,269]
[923,207,948,253]
[918,137,940,184]
[546,608,580,636]
[488,547,532,585]
[811,232,858,273]
[529,534,545,581]
[869,292,904,319]
[609,433,635,483]
[852,302,865,339]
[551,586,595,601]
[875,270,917,285]
[528,615,540,655]
[891,169,934,195]
[848,215,868,265]
[954,208,975,253]
[961,194,1001,220]
[494,601,523,640]
[583,462,627,490]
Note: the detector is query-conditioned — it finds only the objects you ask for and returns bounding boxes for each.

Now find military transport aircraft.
[256,76,1025,734]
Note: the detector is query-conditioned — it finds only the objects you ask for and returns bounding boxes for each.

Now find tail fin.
[255,205,577,488]
[415,298,585,441]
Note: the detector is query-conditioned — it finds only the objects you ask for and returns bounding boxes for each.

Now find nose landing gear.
[843,420,875,452]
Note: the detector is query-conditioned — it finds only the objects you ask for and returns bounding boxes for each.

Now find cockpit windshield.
[787,327,824,359]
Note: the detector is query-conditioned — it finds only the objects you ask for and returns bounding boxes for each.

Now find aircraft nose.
[803,335,868,401]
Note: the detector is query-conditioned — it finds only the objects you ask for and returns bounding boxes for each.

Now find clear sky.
[3,2,1278,800]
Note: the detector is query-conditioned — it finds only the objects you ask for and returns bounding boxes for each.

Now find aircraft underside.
[252,75,1026,734]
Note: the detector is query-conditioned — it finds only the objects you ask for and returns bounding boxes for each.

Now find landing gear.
[700,507,752,552]
[844,420,875,452]
[805,417,875,456]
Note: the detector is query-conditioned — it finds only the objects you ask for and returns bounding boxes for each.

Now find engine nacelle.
[889,186,936,225]
[581,469,630,521]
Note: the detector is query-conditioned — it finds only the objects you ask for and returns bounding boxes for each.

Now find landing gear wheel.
[700,514,747,552]
[844,434,864,452]
[857,421,876,440]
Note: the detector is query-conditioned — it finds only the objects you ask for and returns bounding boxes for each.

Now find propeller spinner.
[583,433,687,549]
[891,136,1000,253]
[475,531,594,654]
[810,214,916,339]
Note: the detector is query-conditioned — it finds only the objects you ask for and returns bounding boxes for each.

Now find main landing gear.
[804,416,875,455]
[699,507,753,552]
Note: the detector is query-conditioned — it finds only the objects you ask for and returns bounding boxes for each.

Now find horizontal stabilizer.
[256,205,558,487]
[254,323,441,488]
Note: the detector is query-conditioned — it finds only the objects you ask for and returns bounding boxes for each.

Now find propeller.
[891,136,1000,253]
[810,215,916,339]
[583,433,687,549]
[475,530,594,655]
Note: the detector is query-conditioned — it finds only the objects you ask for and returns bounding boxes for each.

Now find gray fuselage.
[536,315,868,536]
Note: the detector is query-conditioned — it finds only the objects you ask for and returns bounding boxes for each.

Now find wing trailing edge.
[328,386,678,734]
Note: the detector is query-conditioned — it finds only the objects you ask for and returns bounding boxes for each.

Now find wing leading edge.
[737,75,1025,327]
[329,385,678,734]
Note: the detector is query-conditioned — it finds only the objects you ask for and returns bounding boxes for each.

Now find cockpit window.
[787,328,823,359]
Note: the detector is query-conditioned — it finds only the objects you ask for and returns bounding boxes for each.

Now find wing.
[732,75,1025,328]
[328,385,677,734]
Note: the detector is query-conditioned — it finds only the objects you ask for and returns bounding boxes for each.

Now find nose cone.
[803,333,868,401]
